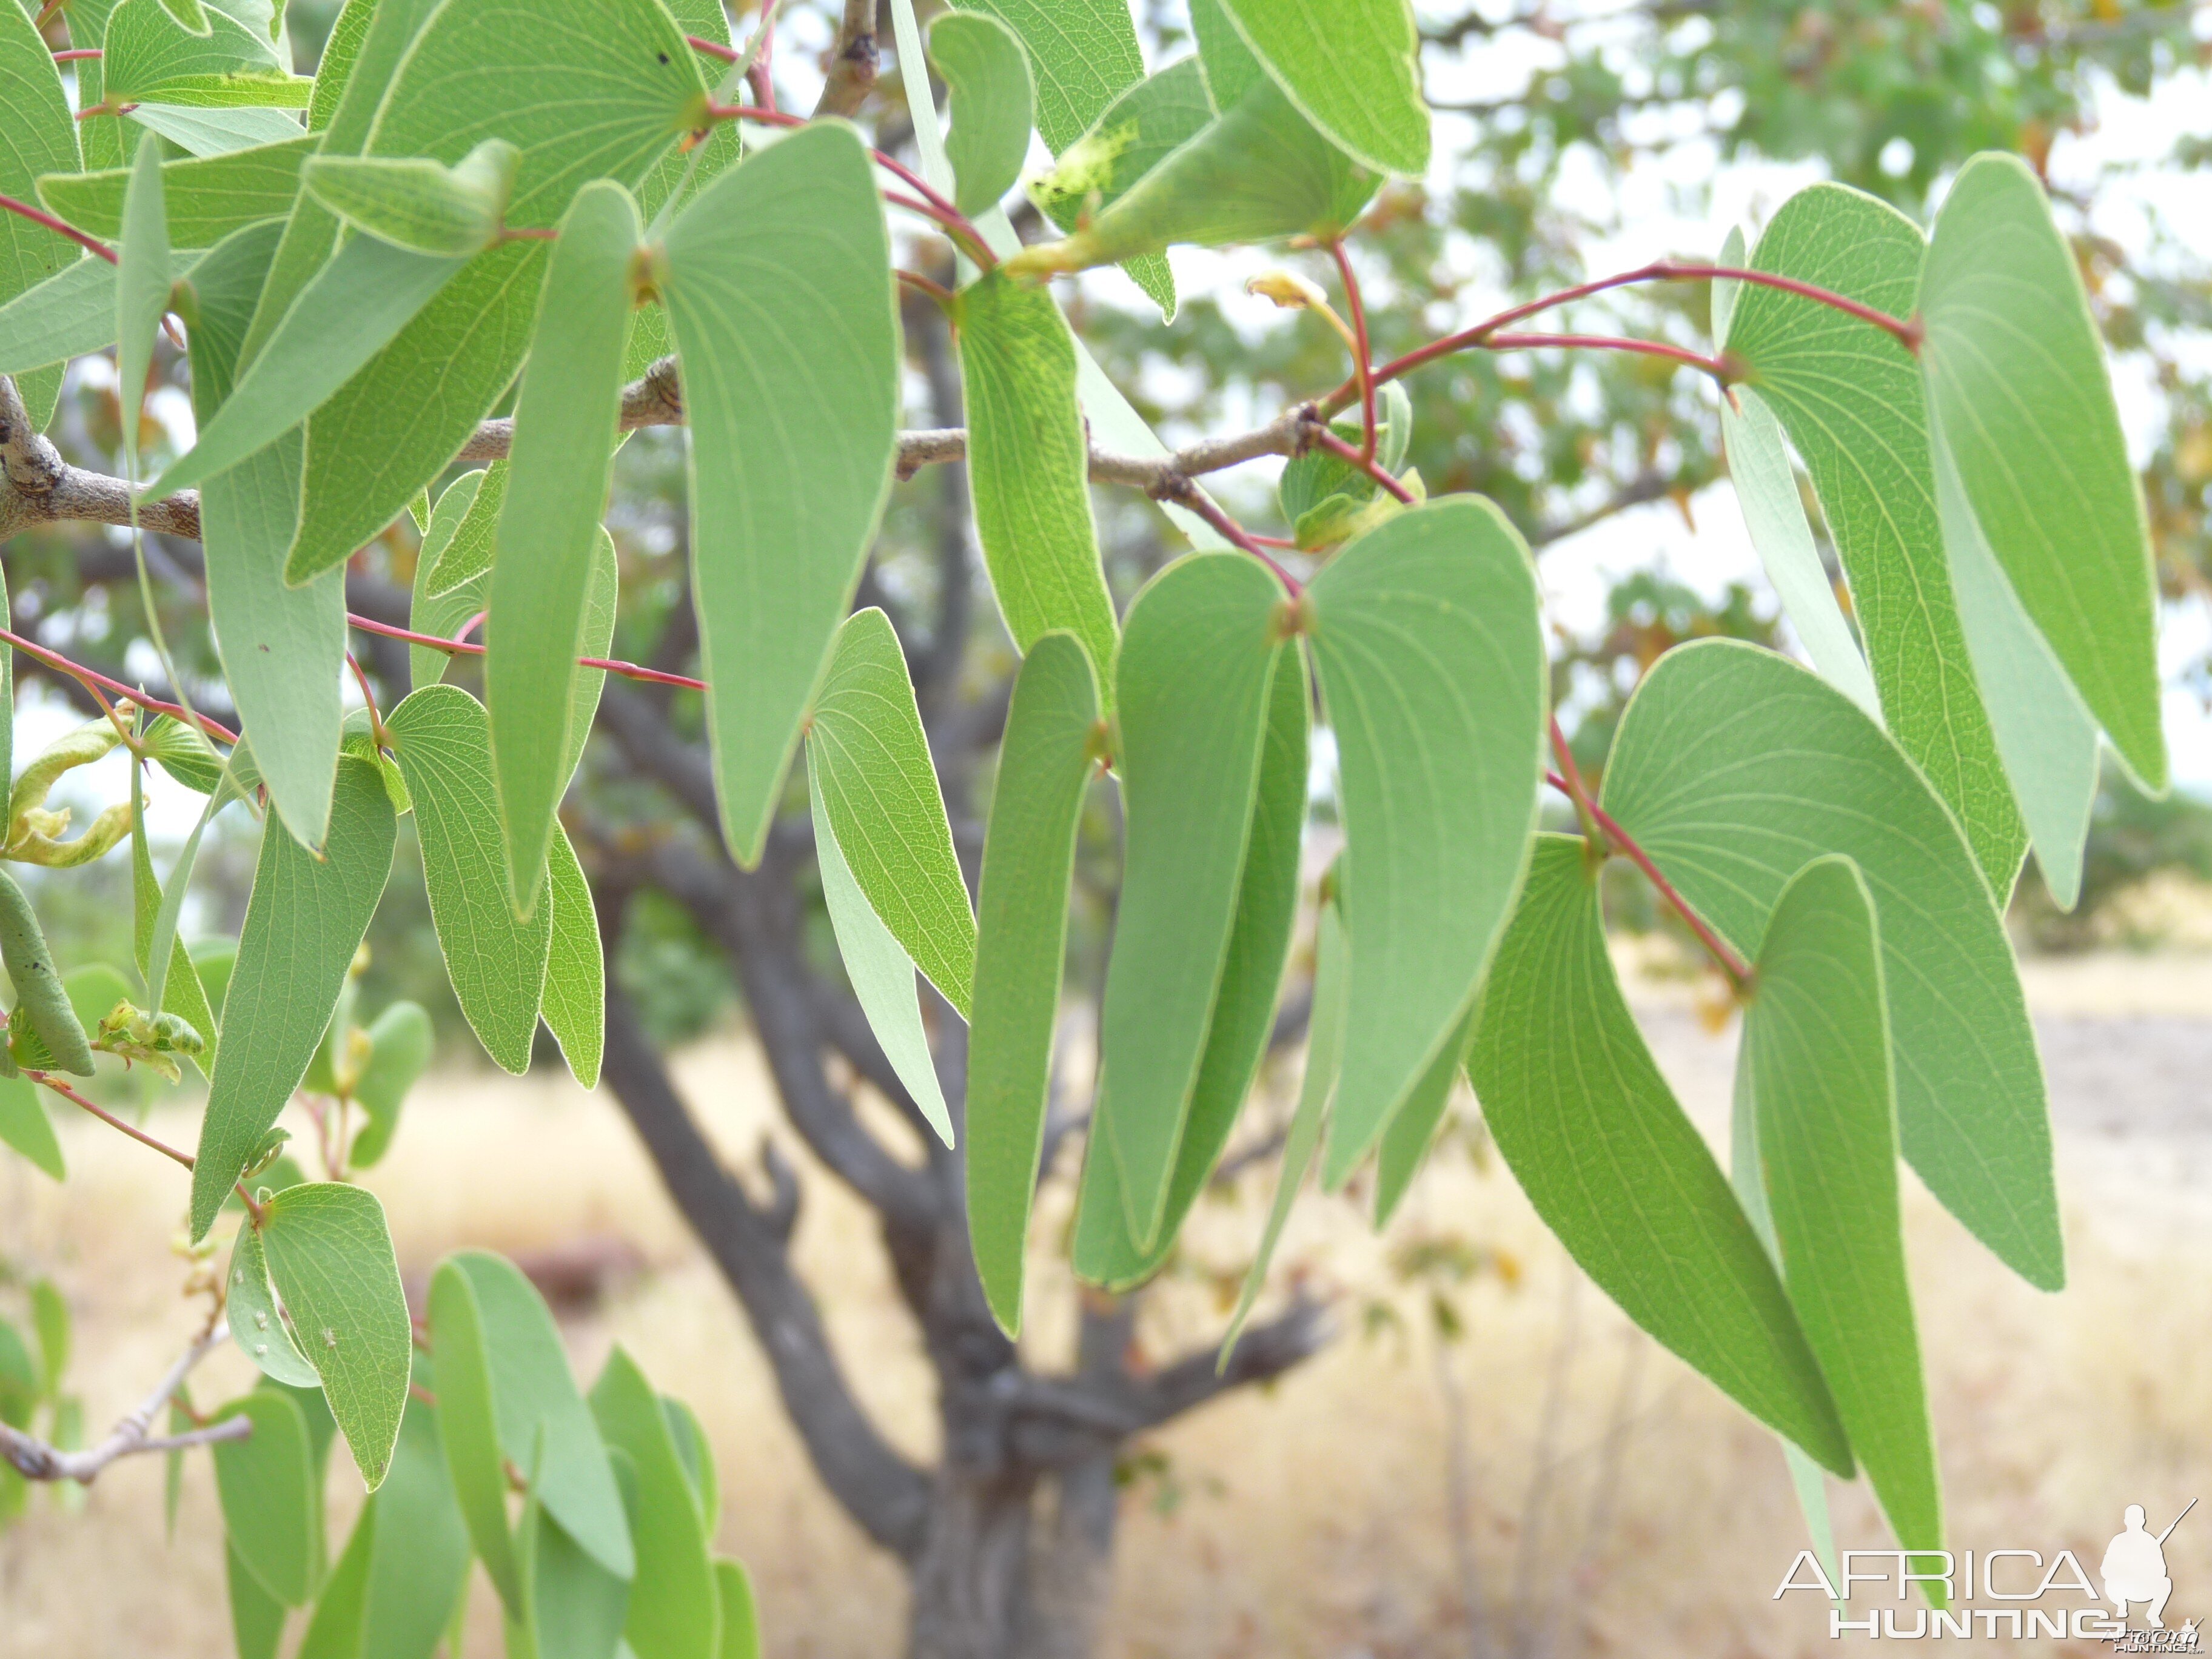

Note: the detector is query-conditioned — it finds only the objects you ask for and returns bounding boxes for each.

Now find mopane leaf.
[117,127,169,484]
[1188,0,1265,111]
[1308,498,1546,1187]
[226,1219,322,1387]
[716,1561,761,1659]
[1743,856,1944,1574]
[1919,153,2165,790]
[1073,646,1307,1290]
[967,634,1102,1331]
[1600,640,2060,1289]
[1720,387,1879,717]
[127,104,306,158]
[1099,552,1285,1247]
[347,999,435,1169]
[1221,888,1346,1356]
[0,258,138,379]
[226,1543,288,1659]
[410,471,493,691]
[808,763,954,1146]
[659,122,899,866]
[541,824,606,1091]
[1372,1003,1472,1228]
[0,0,86,432]
[809,608,976,1012]
[591,1347,720,1659]
[184,216,346,851]
[287,0,703,576]
[150,230,468,498]
[0,1076,62,1180]
[357,1361,474,1659]
[309,0,376,132]
[212,1389,320,1604]
[521,1501,632,1659]
[1929,415,2099,910]
[489,179,638,916]
[423,461,505,597]
[425,1258,523,1609]
[36,135,316,246]
[1466,835,1852,1473]
[386,685,552,1073]
[1215,0,1429,176]
[956,270,1121,686]
[444,1250,634,1583]
[303,137,520,256]
[101,0,309,109]
[298,1498,373,1659]
[931,12,1032,217]
[663,1396,718,1532]
[1031,58,1212,243]
[258,1183,413,1490]
[190,756,395,1239]
[1008,78,1378,278]
[1724,181,2024,891]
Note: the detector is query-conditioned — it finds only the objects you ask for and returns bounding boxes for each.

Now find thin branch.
[0,193,118,263]
[1546,773,1750,988]
[0,1320,240,1484]
[347,612,709,693]
[0,625,240,744]
[30,1070,196,1170]
[1484,330,1731,378]
[1329,240,1379,462]
[813,0,880,120]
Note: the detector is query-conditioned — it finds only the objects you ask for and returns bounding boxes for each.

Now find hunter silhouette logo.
[2106,1502,2194,1631]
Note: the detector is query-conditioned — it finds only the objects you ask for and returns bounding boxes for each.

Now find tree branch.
[813,0,879,119]
[0,1319,242,1483]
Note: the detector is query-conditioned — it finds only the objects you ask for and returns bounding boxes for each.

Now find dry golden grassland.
[1,950,2206,1657]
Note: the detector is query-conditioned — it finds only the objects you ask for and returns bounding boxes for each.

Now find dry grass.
[2,954,2207,1657]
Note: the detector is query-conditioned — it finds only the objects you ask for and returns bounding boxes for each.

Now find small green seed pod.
[0,867,94,1075]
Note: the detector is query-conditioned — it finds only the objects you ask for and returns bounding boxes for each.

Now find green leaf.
[347,999,434,1169]
[1073,645,1307,1291]
[489,179,638,916]
[409,471,492,689]
[184,215,346,851]
[1307,498,1546,1187]
[212,1389,321,1604]
[258,1182,414,1490]
[357,1364,474,1659]
[808,609,975,1010]
[956,269,1121,687]
[142,783,223,1024]
[149,230,468,498]
[0,559,10,809]
[1221,888,1346,1356]
[101,0,310,108]
[156,0,212,35]
[1215,0,1428,176]
[309,0,376,132]
[1724,181,2025,893]
[808,763,953,1146]
[591,1347,719,1659]
[0,866,94,1074]
[0,1316,34,1421]
[386,685,552,1073]
[1030,56,1212,243]
[954,0,1142,154]
[1372,1003,1471,1228]
[659,122,899,866]
[425,1258,523,1609]
[226,1219,323,1387]
[304,137,520,256]
[1466,834,1852,1473]
[37,135,315,246]
[285,0,703,577]
[117,126,170,483]
[0,0,86,430]
[0,257,130,378]
[1919,152,2165,790]
[1743,855,1944,1573]
[1275,380,1411,541]
[540,825,605,1091]
[1929,414,2099,911]
[62,960,135,1031]
[1599,639,2060,1288]
[967,634,1102,1330]
[190,755,395,1239]
[714,1561,760,1659]
[128,104,306,157]
[29,1278,66,1395]
[1008,78,1378,278]
[1188,0,1264,111]
[930,12,1032,218]
[296,1497,374,1659]
[226,1542,290,1659]
[1719,387,1880,717]
[662,1396,717,1531]
[521,1502,632,1659]
[0,1075,61,1179]
[443,1250,634,1583]
[422,460,504,597]
[1099,552,1285,1247]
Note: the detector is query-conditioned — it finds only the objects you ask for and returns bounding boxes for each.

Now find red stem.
[1485,332,1731,378]
[1309,427,1415,504]
[346,612,709,692]
[1544,771,1751,988]
[52,47,101,61]
[1176,491,1303,595]
[75,102,136,121]
[1329,240,1378,463]
[1333,260,1919,412]
[31,1071,195,1169]
[0,625,238,744]
[0,192,115,264]
[685,32,740,61]
[455,611,486,645]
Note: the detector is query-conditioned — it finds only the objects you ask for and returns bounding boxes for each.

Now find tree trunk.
[907,1466,1041,1659]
